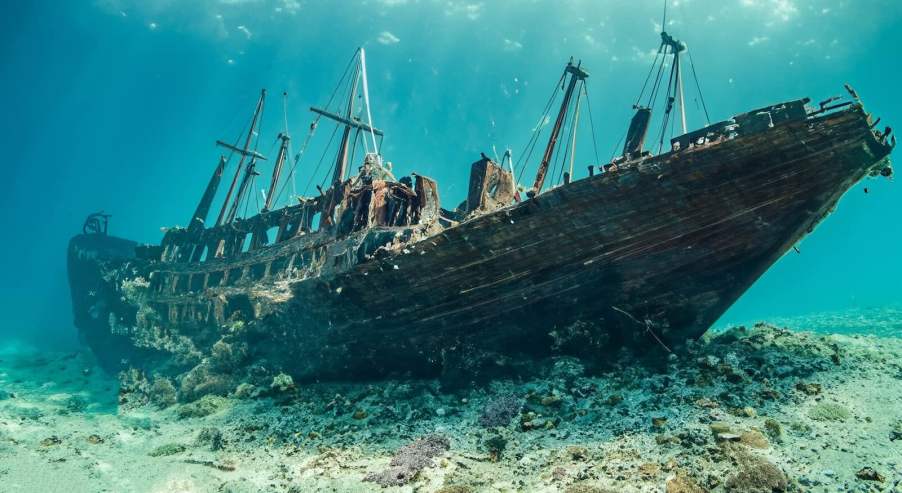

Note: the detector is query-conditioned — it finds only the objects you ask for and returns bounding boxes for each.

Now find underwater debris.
[363,434,450,487]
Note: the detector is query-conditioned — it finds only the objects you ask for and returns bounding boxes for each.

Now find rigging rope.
[582,83,601,166]
[686,49,711,124]
[303,123,341,196]
[515,71,565,185]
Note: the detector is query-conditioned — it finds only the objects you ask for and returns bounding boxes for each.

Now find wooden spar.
[529,60,588,197]
[188,155,226,231]
[308,107,384,136]
[216,89,266,226]
[660,32,687,135]
[226,159,260,223]
[332,58,361,186]
[214,140,267,161]
[264,133,290,211]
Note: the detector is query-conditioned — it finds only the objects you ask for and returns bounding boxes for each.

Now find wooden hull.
[68,103,892,379]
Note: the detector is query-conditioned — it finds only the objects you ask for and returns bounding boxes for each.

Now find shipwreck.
[68,34,894,387]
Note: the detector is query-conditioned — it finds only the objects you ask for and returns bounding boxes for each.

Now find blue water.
[1,0,900,347]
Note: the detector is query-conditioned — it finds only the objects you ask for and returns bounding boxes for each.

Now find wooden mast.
[225,159,260,223]
[215,88,266,226]
[264,133,290,212]
[188,155,226,231]
[529,59,588,198]
[331,53,361,186]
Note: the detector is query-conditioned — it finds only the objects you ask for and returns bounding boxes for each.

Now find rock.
[795,382,822,395]
[890,420,902,441]
[738,429,769,449]
[434,486,474,493]
[363,434,450,487]
[808,402,850,422]
[478,393,522,428]
[604,394,624,406]
[724,455,788,492]
[709,422,732,435]
[666,472,706,493]
[233,383,260,399]
[638,462,661,479]
[177,395,230,419]
[148,443,186,457]
[40,436,62,447]
[715,433,742,443]
[565,445,588,461]
[564,485,618,493]
[270,372,295,393]
[540,394,562,407]
[855,467,884,482]
[763,419,782,440]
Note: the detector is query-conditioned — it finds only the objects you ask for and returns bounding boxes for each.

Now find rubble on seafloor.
[0,318,901,492]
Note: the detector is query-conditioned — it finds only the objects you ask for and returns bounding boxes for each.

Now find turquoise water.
[1,0,900,347]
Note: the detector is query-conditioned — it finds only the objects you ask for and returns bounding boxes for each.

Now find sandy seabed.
[1,309,901,493]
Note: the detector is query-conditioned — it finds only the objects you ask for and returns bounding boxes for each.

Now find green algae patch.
[148,443,186,457]
[808,402,851,422]
[177,395,230,419]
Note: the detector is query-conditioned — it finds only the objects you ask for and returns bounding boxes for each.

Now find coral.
[118,368,150,409]
[209,340,247,372]
[196,427,224,451]
[270,372,295,392]
[177,394,230,419]
[808,402,851,422]
[149,376,177,408]
[478,393,522,428]
[364,435,450,487]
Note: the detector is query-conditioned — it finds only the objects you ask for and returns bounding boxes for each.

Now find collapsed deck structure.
[68,38,894,386]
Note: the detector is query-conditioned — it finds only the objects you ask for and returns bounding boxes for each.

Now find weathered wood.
[67,100,893,378]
